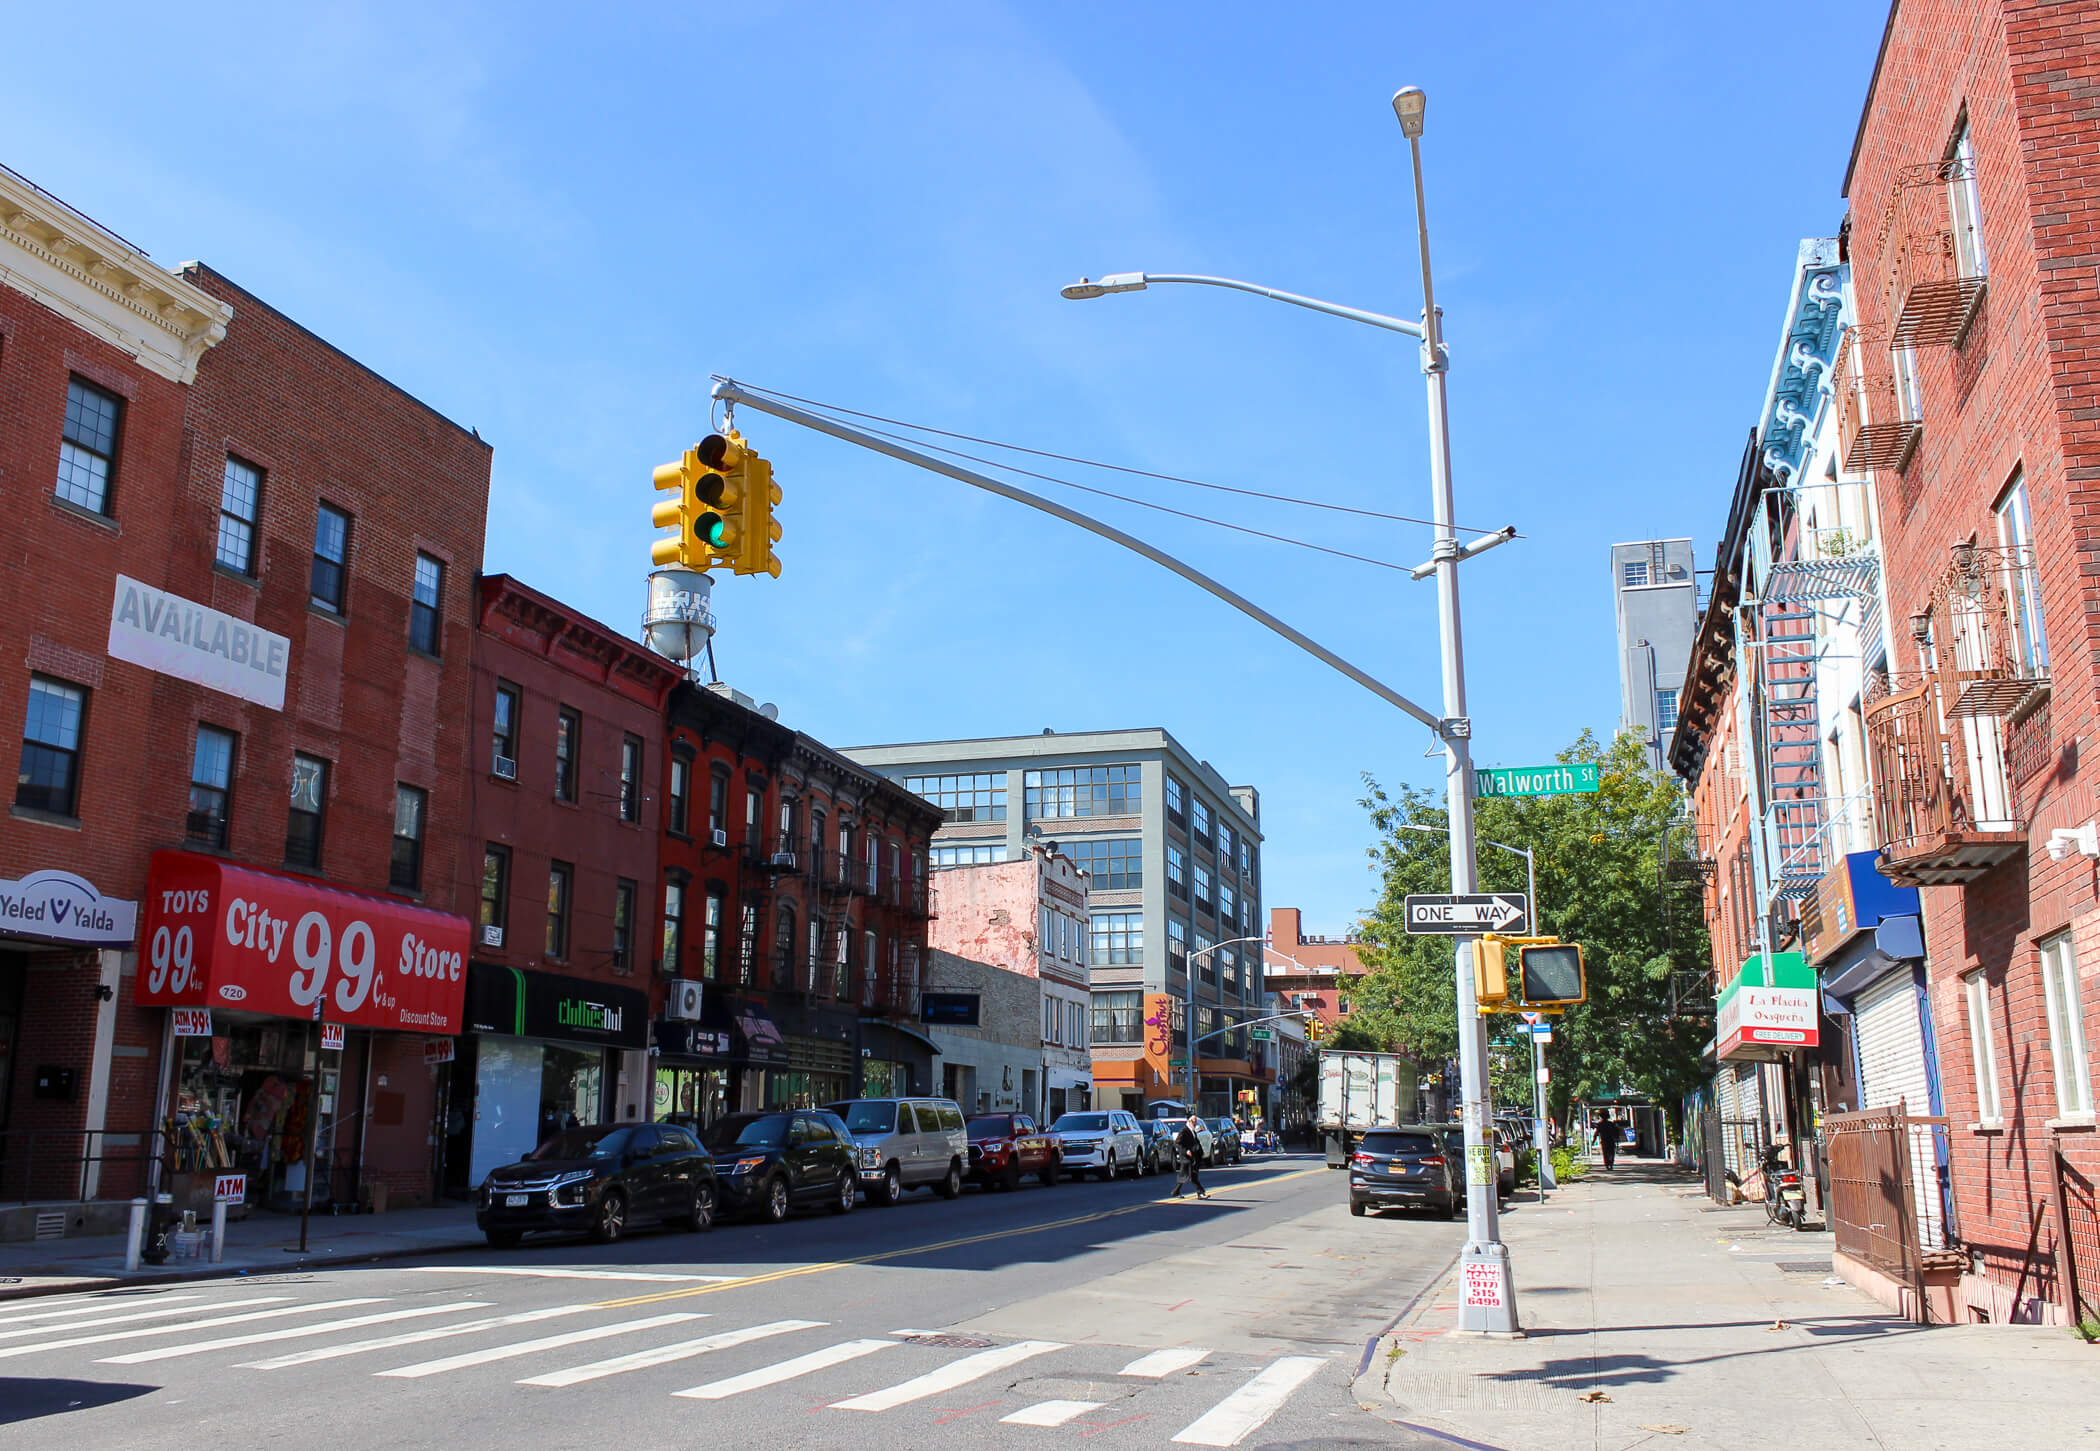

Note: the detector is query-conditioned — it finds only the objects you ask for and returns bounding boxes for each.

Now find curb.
[0,1233,489,1302]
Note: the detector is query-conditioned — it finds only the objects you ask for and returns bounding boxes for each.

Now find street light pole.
[1393,84,1518,1334]
[1182,934,1266,1110]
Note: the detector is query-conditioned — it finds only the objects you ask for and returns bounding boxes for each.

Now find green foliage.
[1352,728,1714,1123]
[1549,1145,1588,1182]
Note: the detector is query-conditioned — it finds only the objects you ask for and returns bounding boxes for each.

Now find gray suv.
[824,1097,968,1205]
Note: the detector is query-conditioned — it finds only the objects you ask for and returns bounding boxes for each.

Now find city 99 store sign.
[136,851,469,1034]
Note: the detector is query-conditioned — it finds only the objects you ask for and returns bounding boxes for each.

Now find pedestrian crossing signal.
[1476,935,1586,1013]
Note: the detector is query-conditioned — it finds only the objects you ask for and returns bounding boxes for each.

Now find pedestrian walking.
[1170,1115,1210,1200]
[1596,1111,1618,1171]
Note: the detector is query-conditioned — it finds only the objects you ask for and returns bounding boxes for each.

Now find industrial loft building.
[843,729,1267,1118]
[1612,538,1700,773]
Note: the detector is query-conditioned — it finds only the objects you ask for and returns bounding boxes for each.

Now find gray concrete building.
[1611,538,1700,774]
[841,729,1265,1118]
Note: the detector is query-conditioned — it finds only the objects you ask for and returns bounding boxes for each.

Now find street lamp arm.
[1105,274,1426,339]
[1190,1009,1308,1048]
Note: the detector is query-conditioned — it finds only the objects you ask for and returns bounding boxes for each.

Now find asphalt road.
[0,1153,1462,1450]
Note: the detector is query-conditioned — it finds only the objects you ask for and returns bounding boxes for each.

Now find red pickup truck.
[966,1112,1062,1190]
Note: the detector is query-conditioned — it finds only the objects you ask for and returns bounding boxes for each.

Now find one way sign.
[1403,893,1530,935]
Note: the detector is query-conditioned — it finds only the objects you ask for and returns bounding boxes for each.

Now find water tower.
[642,568,714,667]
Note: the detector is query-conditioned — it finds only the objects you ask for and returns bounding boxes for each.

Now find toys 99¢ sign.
[137,851,469,1034]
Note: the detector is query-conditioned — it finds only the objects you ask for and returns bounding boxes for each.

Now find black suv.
[1348,1125,1460,1220]
[478,1123,716,1246]
[701,1110,859,1223]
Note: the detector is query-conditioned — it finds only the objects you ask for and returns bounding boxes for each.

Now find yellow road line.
[593,1163,1330,1309]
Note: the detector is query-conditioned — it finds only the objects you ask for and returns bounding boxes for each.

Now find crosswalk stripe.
[829,1340,1065,1413]
[374,1312,705,1379]
[672,1338,897,1400]
[238,1305,595,1370]
[1121,1347,1210,1377]
[1001,1400,1103,1426]
[519,1319,825,1388]
[396,1266,736,1283]
[0,1296,237,1341]
[0,1294,206,1328]
[1170,1355,1327,1446]
[98,1302,493,1364]
[0,1298,380,1361]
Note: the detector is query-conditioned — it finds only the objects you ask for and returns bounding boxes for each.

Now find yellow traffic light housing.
[695,431,748,568]
[737,449,783,578]
[650,447,703,567]
[1516,941,1586,1008]
[1475,936,1511,1008]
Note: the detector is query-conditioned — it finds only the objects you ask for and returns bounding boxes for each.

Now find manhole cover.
[899,1334,996,1349]
[1774,1261,1831,1274]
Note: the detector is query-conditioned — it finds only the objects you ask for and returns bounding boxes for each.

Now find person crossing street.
[1170,1115,1210,1200]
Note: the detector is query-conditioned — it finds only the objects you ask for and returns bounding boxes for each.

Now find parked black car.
[478,1123,716,1247]
[1206,1117,1243,1165]
[1348,1125,1460,1219]
[701,1110,859,1223]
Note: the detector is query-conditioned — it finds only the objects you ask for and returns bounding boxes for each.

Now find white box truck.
[1318,1050,1419,1167]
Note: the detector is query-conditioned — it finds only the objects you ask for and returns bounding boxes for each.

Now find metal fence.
[2048,1140,2098,1332]
[1825,1102,1950,1322]
[0,1127,163,1206]
[1700,1110,1765,1205]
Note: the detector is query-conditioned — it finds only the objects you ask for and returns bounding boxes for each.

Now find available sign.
[107,574,290,711]
[0,870,137,947]
[135,851,470,1034]
[1717,951,1820,1059]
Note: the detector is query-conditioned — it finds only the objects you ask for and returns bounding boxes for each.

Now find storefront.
[651,1020,734,1130]
[136,851,469,1214]
[858,1018,937,1101]
[451,963,649,1187]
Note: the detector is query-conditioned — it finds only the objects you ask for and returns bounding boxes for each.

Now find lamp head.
[1391,86,1427,138]
[1060,272,1147,300]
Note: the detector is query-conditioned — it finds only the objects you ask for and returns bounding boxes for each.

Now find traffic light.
[1516,941,1586,1008]
[694,431,748,568]
[1475,936,1512,1007]
[650,446,703,568]
[736,448,783,578]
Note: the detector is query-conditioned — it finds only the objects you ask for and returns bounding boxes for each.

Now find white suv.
[1049,1109,1146,1181]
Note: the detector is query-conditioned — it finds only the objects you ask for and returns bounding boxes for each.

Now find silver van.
[823,1097,968,1204]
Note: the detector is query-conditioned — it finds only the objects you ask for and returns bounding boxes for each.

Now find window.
[613,886,634,974]
[1023,765,1141,819]
[409,553,444,655]
[1191,798,1212,845]
[2039,933,2093,1118]
[310,504,351,613]
[484,684,519,778]
[1165,774,1185,828]
[1655,688,1679,736]
[1073,918,1089,969]
[389,783,426,890]
[57,377,121,513]
[1622,559,1649,588]
[1239,839,1250,878]
[746,784,762,850]
[546,862,573,959]
[187,725,236,848]
[1218,824,1235,872]
[285,754,328,869]
[1962,971,2001,1125]
[1947,118,1987,278]
[705,763,727,837]
[619,735,642,822]
[863,929,878,992]
[1091,990,1142,1044]
[1892,344,1922,422]
[931,842,1008,867]
[1167,845,1188,900]
[1220,946,1237,994]
[703,890,724,979]
[481,846,510,932]
[904,772,1005,822]
[1338,994,1353,1015]
[1044,996,1057,1045]
[666,756,691,836]
[1995,472,2048,677]
[1092,912,1142,966]
[1168,918,1188,965]
[1194,932,1216,982]
[662,877,685,974]
[1193,863,1214,913]
[1218,882,1236,927]
[554,708,580,803]
[216,456,262,575]
[1062,838,1141,890]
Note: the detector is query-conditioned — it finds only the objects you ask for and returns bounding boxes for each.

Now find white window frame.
[1994,472,2047,677]
[1946,119,1987,278]
[2038,933,2093,1119]
[1962,970,2002,1126]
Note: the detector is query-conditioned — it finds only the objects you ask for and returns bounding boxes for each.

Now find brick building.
[1264,907,1366,1029]
[653,682,941,1124]
[0,166,489,1229]
[1837,0,2100,1325]
[440,575,681,1197]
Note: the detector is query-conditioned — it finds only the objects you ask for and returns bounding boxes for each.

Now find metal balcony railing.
[1865,673,2024,886]
[1879,157,1987,348]
[1931,541,2048,719]
[1833,330,1921,474]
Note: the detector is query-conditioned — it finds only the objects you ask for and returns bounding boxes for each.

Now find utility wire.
[723,379,1512,536]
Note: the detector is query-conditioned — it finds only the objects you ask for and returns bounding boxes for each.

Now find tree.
[1353,728,1713,1129]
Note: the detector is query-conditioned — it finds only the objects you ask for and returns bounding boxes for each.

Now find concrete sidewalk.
[0,1203,485,1300]
[1356,1158,2096,1451]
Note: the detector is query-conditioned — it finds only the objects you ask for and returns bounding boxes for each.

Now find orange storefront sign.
[1142,993,1175,1081]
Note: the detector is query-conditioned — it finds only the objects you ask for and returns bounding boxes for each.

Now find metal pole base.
[1455,1244,1523,1335]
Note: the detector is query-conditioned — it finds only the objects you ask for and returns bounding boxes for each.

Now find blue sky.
[3,2,1890,934]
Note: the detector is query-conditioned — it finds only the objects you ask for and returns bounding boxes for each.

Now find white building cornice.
[0,167,230,384]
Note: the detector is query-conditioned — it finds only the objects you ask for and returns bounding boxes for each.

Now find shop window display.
[171,1021,339,1213]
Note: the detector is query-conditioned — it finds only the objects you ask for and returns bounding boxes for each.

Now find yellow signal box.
[737,450,783,578]
[1476,935,1588,1014]
[649,447,703,567]
[695,432,748,569]
[1475,935,1512,1008]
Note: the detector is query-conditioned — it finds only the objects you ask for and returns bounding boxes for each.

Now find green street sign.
[1249,1028,1273,1041]
[1475,762,1600,798]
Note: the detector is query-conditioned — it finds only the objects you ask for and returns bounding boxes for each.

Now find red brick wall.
[1847,0,2100,1319]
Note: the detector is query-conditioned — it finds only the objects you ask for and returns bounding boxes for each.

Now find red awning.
[137,851,469,1034]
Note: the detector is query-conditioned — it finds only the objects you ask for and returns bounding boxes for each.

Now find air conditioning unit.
[711,828,729,848]
[492,754,518,781]
[665,978,704,1022]
[479,924,504,948]
[770,851,797,869]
